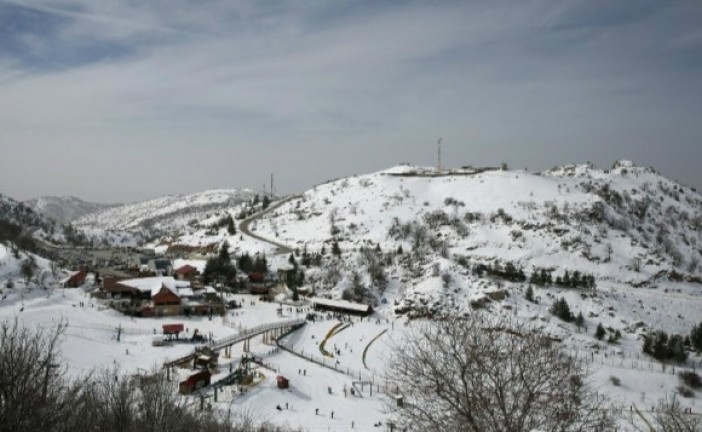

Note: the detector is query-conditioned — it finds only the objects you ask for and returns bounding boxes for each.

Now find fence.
[568,346,702,375]
[275,335,392,396]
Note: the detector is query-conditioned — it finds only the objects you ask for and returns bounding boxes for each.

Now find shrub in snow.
[595,323,606,340]
[550,297,573,322]
[679,371,702,389]
[525,285,535,303]
[677,385,695,398]
[642,330,688,363]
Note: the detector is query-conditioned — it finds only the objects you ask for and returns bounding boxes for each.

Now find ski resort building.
[103,276,224,317]
[311,297,373,317]
[59,270,87,288]
[174,264,199,281]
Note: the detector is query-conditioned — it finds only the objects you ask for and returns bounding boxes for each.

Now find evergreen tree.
[285,269,305,299]
[575,312,585,330]
[525,285,534,303]
[203,241,236,286]
[252,254,267,273]
[218,241,231,262]
[550,297,573,322]
[571,271,581,288]
[667,334,688,363]
[595,323,606,340]
[332,241,341,258]
[301,245,311,267]
[691,322,702,352]
[397,245,403,255]
[288,253,297,267]
[262,195,271,210]
[237,252,253,273]
[643,333,653,354]
[227,216,236,235]
[643,330,689,362]
[653,331,669,360]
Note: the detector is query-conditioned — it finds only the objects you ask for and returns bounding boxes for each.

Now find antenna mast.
[437,137,442,172]
[270,173,274,197]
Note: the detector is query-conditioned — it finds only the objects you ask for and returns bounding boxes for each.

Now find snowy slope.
[24,195,119,224]
[2,161,702,430]
[0,192,63,244]
[255,162,701,285]
[237,162,702,334]
[73,189,258,244]
[1,192,55,232]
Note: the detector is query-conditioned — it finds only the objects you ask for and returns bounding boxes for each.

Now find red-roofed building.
[153,285,181,306]
[248,272,265,283]
[175,265,199,281]
[61,270,87,288]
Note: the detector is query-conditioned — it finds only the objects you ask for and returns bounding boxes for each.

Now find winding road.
[238,196,298,255]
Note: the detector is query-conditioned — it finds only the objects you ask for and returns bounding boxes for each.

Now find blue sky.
[1,0,701,202]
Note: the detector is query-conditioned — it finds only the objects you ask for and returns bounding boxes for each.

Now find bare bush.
[627,396,701,432]
[385,314,618,432]
[0,319,83,432]
[0,320,302,432]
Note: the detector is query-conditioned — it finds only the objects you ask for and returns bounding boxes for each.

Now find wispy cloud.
[0,0,701,201]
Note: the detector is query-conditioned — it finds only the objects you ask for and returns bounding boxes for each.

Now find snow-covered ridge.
[24,196,118,224]
[0,192,58,241]
[251,161,702,306]
[73,188,258,243]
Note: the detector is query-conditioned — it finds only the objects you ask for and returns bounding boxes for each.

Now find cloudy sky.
[1,0,701,203]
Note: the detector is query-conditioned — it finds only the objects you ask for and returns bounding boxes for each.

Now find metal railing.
[163,318,306,368]
[211,318,305,351]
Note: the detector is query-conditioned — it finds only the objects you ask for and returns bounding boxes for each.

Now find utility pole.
[270,173,274,198]
[437,138,442,172]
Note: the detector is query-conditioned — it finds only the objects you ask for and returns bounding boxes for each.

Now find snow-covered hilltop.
[72,189,259,245]
[24,196,118,224]
[246,161,702,327]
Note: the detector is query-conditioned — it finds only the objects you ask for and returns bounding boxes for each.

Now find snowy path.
[239,196,298,255]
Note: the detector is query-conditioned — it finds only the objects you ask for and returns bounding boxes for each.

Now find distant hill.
[72,189,259,245]
[24,196,119,224]
[0,192,59,247]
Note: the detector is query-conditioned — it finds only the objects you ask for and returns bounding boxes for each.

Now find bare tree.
[0,320,303,432]
[385,314,618,432]
[625,396,701,432]
[0,319,82,432]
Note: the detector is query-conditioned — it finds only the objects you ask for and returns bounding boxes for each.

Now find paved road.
[238,196,298,255]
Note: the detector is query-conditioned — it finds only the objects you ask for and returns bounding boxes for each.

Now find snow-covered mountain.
[73,189,259,245]
[3,162,702,429]
[238,161,702,330]
[0,192,60,243]
[24,196,118,224]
